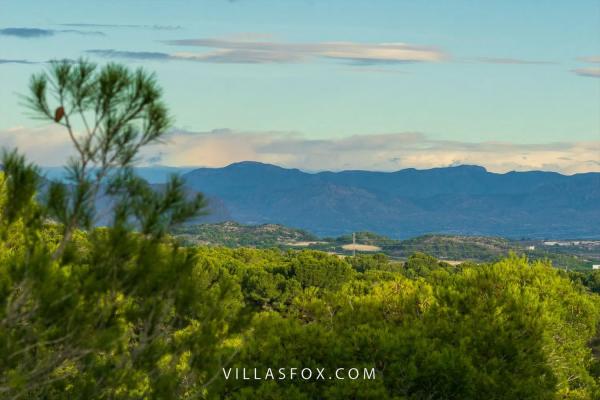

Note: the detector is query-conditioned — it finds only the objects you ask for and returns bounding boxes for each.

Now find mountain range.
[177,162,600,239]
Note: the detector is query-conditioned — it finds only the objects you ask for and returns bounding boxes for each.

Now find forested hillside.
[2,201,600,398]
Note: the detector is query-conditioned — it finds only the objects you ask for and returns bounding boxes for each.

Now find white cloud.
[577,56,600,64]
[90,38,447,65]
[0,125,75,166]
[572,67,600,78]
[573,56,600,77]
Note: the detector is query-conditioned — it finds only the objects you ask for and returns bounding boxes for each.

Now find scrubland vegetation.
[2,198,600,398]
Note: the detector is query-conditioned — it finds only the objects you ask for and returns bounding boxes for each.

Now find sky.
[0,0,599,173]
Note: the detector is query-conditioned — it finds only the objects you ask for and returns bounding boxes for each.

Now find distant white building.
[526,245,535,251]
[593,265,600,270]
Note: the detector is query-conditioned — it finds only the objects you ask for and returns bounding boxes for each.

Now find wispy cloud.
[572,67,600,78]
[59,23,181,30]
[572,55,600,77]
[0,28,52,38]
[0,27,104,38]
[577,55,600,64]
[0,58,38,64]
[87,40,445,65]
[86,50,171,61]
[162,37,447,64]
[6,125,594,174]
[474,57,556,65]
[85,48,300,64]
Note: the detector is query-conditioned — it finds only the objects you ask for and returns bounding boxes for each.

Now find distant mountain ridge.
[181,162,600,239]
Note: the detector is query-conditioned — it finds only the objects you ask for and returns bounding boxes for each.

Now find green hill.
[391,234,513,261]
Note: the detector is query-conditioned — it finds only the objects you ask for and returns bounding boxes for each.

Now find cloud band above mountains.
[2,126,597,175]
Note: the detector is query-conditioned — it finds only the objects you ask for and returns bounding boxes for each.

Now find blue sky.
[0,0,599,173]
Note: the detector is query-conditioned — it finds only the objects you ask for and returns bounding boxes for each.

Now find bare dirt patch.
[341,244,382,252]
[286,241,325,247]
